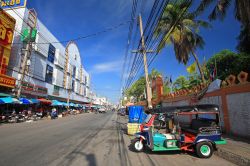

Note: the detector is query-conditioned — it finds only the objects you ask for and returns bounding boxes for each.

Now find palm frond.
[196,20,212,29]
[208,0,232,21]
[195,0,215,16]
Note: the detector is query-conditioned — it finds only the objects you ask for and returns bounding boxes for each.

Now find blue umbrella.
[69,103,75,107]
[19,98,32,104]
[76,104,82,108]
[51,100,64,106]
[0,97,20,104]
[62,102,69,107]
[0,97,12,104]
[30,99,40,104]
[0,99,4,104]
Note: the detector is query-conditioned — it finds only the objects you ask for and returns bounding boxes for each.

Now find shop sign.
[27,9,37,28]
[0,0,27,9]
[21,81,48,96]
[0,9,16,75]
[0,73,15,88]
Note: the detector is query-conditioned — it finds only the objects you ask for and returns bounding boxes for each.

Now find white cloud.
[90,60,122,74]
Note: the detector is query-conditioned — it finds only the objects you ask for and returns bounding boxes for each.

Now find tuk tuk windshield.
[144,114,152,124]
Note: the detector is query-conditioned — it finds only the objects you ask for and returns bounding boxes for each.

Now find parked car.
[98,108,106,113]
[118,108,126,116]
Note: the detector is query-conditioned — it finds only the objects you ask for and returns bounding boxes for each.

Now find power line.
[120,0,139,93]
[147,0,193,69]
[124,0,169,90]
[126,0,164,89]
[3,3,132,45]
[11,20,132,45]
[124,0,192,91]
[125,0,162,89]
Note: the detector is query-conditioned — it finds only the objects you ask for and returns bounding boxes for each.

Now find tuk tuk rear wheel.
[196,142,213,158]
[133,139,144,152]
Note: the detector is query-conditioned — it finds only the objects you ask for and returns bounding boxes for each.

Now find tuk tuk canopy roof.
[150,104,219,114]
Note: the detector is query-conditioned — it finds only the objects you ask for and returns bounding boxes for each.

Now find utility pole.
[67,67,72,108]
[138,14,153,108]
[16,9,37,98]
[16,31,32,98]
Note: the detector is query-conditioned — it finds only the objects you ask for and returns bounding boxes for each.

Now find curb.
[215,147,250,166]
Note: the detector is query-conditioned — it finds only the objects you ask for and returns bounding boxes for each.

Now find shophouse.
[3,1,91,103]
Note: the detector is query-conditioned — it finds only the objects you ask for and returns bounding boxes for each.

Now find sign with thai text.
[21,81,48,96]
[0,9,15,74]
[0,0,27,9]
[0,73,15,88]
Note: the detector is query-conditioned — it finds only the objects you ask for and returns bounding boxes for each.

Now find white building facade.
[6,7,90,103]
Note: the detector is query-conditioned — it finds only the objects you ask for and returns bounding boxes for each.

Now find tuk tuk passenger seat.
[182,119,215,135]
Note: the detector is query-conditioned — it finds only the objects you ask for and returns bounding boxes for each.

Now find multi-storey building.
[4,3,90,103]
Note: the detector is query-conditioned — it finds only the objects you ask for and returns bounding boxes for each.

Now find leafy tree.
[173,75,190,91]
[195,0,250,53]
[125,77,146,102]
[206,49,250,80]
[187,73,202,87]
[163,84,171,94]
[125,69,163,101]
[155,0,210,83]
[149,68,161,80]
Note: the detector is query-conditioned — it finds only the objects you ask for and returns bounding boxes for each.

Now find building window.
[45,64,53,84]
[85,76,87,85]
[53,85,60,96]
[72,80,75,92]
[75,54,77,60]
[84,87,86,96]
[48,44,55,63]
[72,66,76,78]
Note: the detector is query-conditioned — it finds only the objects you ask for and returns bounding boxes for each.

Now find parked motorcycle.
[36,112,43,120]
[17,114,26,123]
[32,114,37,121]
[8,115,18,123]
[0,114,8,123]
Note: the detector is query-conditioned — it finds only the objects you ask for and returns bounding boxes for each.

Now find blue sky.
[26,0,240,103]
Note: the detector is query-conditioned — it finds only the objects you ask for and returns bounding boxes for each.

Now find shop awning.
[30,99,40,104]
[19,98,32,104]
[0,93,11,97]
[0,97,20,104]
[38,98,52,105]
[69,102,76,107]
[62,102,68,107]
[76,104,84,108]
[51,100,64,106]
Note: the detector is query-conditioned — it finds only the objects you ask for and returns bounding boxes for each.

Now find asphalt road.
[0,112,235,166]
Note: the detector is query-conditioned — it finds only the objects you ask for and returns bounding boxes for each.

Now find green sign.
[21,28,37,42]
[31,29,37,41]
[21,28,29,42]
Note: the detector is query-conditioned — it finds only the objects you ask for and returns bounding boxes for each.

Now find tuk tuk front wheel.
[133,139,144,152]
[196,142,213,158]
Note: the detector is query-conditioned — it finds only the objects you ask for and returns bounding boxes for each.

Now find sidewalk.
[215,135,250,166]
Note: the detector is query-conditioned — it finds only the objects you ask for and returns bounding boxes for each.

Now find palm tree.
[195,0,250,53]
[155,0,210,83]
